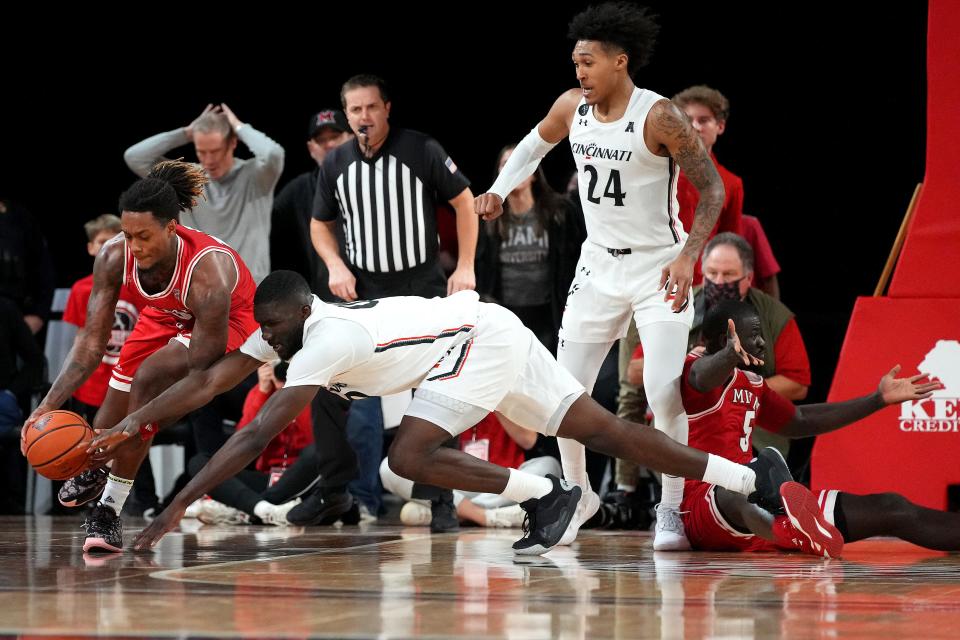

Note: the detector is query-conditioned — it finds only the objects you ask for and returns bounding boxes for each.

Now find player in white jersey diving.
[89,271,790,555]
[475,2,726,550]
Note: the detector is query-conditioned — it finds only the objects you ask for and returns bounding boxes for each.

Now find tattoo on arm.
[651,101,725,260]
[45,244,123,406]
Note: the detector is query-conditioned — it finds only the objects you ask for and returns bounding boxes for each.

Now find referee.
[309,74,478,530]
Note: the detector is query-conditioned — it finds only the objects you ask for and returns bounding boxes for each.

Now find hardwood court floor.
[1,516,958,639]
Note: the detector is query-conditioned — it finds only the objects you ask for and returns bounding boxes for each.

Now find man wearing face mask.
[695,232,809,399]
[692,232,810,456]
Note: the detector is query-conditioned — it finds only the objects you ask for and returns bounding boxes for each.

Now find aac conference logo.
[899,340,958,433]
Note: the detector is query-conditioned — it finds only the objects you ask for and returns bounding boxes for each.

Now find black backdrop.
[0,2,927,404]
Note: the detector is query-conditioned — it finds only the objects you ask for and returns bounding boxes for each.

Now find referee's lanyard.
[462,426,489,462]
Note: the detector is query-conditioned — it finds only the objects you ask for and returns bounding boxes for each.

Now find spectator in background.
[309,74,478,531]
[672,85,744,285]
[0,296,44,514]
[476,145,585,352]
[63,215,141,423]
[615,231,805,504]
[271,110,353,299]
[124,104,284,284]
[0,198,55,334]
[184,361,316,526]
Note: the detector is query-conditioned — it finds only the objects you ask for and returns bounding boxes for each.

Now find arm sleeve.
[424,138,471,201]
[773,318,812,386]
[757,382,798,433]
[123,128,191,178]
[283,319,374,388]
[489,126,558,200]
[237,124,285,192]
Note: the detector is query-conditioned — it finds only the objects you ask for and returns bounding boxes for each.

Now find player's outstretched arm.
[688,319,765,392]
[89,349,263,457]
[475,90,580,221]
[649,99,724,312]
[22,242,123,449]
[132,384,319,550]
[778,365,941,438]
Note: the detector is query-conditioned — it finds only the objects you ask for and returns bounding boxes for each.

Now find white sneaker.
[653,503,691,551]
[558,489,600,546]
[259,498,301,526]
[484,504,525,528]
[183,497,206,519]
[358,503,378,523]
[399,501,431,526]
[197,499,249,525]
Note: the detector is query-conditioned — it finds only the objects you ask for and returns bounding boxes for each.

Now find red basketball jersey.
[119,224,257,337]
[680,353,797,464]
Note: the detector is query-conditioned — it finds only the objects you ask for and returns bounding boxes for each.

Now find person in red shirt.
[183,361,315,526]
[672,85,743,286]
[22,160,259,553]
[63,215,141,422]
[739,215,781,300]
[679,300,954,556]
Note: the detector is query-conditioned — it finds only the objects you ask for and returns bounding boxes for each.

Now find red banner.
[811,297,960,509]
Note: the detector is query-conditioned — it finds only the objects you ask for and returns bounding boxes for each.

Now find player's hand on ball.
[87,417,140,462]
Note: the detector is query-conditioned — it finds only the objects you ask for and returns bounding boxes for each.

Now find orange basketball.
[23,410,95,480]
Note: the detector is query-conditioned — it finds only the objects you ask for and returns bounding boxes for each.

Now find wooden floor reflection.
[1,516,959,639]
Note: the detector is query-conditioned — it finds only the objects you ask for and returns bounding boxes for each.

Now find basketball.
[23,410,95,480]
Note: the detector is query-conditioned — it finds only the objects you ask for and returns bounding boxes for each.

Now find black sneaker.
[430,492,459,533]
[512,475,582,556]
[286,487,354,526]
[338,499,361,525]
[82,502,123,553]
[59,466,109,508]
[746,447,793,515]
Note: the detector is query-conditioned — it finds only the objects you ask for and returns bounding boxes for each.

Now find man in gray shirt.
[124,104,284,283]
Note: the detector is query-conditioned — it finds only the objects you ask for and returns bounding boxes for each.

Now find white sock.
[557,437,590,488]
[501,469,553,503]
[660,474,685,510]
[253,500,273,520]
[702,454,756,495]
[101,474,134,515]
[616,483,636,493]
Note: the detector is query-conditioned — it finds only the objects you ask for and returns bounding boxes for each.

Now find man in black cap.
[270,109,353,299]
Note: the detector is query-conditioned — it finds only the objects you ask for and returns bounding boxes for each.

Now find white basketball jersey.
[569,87,686,250]
[242,290,481,400]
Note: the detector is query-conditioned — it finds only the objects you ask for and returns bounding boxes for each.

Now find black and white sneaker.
[59,466,109,508]
[430,491,459,533]
[746,447,793,515]
[512,475,582,556]
[286,487,354,526]
[82,502,123,553]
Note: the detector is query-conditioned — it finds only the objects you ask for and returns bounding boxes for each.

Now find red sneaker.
[774,482,844,558]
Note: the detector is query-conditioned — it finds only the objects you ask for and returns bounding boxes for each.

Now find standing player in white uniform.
[89,271,791,555]
[475,3,727,550]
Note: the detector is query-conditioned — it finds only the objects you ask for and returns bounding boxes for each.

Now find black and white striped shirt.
[313,128,470,274]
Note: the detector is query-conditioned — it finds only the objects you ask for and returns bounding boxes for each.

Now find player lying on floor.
[674,300,947,557]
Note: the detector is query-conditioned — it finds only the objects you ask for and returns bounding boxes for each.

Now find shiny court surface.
[1,517,959,639]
